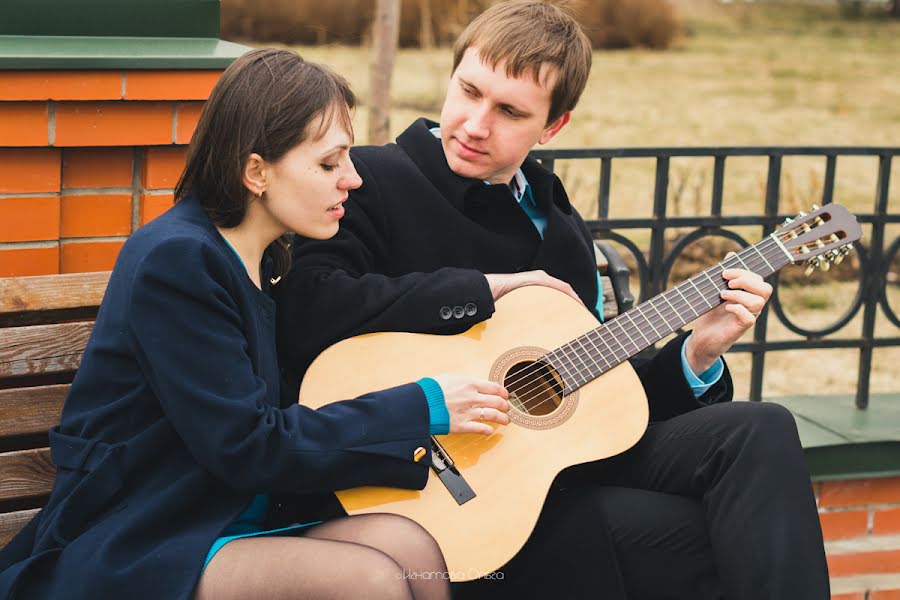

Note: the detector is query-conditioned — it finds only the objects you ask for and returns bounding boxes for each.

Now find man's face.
[439,47,569,185]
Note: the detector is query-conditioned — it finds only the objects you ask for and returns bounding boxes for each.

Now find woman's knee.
[351,548,415,600]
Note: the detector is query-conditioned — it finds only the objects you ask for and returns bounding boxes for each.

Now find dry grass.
[222,0,681,49]
[276,0,899,399]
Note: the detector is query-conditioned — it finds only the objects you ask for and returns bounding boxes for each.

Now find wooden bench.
[0,243,634,549]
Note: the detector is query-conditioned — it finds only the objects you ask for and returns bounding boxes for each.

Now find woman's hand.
[431,374,510,435]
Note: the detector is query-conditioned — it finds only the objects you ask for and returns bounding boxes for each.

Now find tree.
[369,0,401,145]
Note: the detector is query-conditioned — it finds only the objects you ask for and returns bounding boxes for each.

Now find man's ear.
[538,112,571,145]
[242,153,267,197]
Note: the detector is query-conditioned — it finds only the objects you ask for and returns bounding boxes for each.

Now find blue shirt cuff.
[680,335,724,399]
[417,377,449,435]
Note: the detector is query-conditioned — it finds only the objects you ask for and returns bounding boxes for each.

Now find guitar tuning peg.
[782,216,794,226]
[805,261,817,276]
[798,211,808,217]
[812,204,820,211]
[820,259,830,271]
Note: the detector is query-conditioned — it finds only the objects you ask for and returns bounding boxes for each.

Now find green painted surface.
[769,394,900,480]
[1,0,219,38]
[0,36,250,69]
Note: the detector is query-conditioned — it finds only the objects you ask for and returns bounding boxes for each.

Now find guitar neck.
[545,234,794,392]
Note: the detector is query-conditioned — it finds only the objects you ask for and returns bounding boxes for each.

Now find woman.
[0,49,509,600]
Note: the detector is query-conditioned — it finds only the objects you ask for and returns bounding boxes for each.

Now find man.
[275,2,829,598]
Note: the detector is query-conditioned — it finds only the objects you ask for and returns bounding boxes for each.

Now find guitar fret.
[612,317,639,352]
[641,304,662,338]
[594,328,622,364]
[734,253,751,271]
[649,300,671,332]
[624,311,652,346]
[573,336,601,379]
[584,331,613,370]
[661,293,683,329]
[689,278,713,309]
[753,241,775,273]
[673,286,699,318]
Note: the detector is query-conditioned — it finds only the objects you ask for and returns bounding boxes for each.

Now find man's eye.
[462,85,476,97]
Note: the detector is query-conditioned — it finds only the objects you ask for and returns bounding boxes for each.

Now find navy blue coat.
[0,195,434,599]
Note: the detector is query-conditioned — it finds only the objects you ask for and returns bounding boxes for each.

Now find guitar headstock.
[774,203,862,275]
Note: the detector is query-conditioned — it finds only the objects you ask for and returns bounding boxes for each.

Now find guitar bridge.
[430,437,476,505]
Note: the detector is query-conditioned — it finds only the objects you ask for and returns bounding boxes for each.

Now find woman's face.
[260,111,362,240]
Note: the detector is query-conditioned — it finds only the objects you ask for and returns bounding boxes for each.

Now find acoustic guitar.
[299,203,861,580]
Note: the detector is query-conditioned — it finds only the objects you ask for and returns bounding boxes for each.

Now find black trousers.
[455,401,829,599]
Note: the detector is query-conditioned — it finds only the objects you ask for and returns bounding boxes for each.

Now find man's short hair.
[452,1,592,125]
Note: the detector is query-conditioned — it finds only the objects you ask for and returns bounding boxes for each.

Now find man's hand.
[485,270,584,305]
[686,260,773,374]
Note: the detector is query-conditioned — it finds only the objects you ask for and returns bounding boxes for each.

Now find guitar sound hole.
[503,360,564,417]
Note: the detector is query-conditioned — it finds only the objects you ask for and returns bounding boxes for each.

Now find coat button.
[453,306,465,319]
[440,306,452,320]
[465,302,477,316]
[413,447,427,462]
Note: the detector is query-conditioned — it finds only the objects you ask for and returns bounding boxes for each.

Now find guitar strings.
[500,244,780,414]
[501,246,773,400]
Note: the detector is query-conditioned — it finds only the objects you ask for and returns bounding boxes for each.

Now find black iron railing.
[531,146,899,408]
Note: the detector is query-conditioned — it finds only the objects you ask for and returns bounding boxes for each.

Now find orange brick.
[142,147,186,190]
[819,510,869,540]
[0,102,49,146]
[0,246,59,277]
[831,593,865,600]
[0,148,60,193]
[820,477,900,508]
[827,549,900,577]
[62,148,133,189]
[176,103,205,144]
[874,507,900,535]
[872,590,900,600]
[0,72,121,101]
[55,102,172,147]
[0,197,60,243]
[125,71,222,101]
[140,193,175,225]
[60,240,124,273]
[60,195,132,238]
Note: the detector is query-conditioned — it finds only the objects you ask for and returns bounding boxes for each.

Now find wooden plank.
[0,384,68,438]
[601,276,619,320]
[593,242,609,274]
[0,448,54,502]
[0,508,40,548]
[0,322,92,379]
[0,271,109,326]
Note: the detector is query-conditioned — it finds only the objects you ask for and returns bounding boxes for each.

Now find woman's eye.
[321,163,338,172]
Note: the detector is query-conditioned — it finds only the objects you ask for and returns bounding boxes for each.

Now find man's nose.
[463,106,490,139]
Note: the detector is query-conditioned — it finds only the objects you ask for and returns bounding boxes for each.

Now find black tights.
[196,513,450,599]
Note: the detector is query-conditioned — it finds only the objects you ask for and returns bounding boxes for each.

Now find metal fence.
[531,146,899,408]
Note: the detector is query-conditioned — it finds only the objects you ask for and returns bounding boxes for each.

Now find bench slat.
[0,448,54,503]
[0,323,93,379]
[0,384,68,439]
[0,271,109,327]
[0,508,40,548]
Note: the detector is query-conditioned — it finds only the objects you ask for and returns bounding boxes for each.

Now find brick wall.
[820,476,900,598]
[0,70,221,276]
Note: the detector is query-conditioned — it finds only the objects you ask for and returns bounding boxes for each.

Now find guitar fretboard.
[544,235,793,392]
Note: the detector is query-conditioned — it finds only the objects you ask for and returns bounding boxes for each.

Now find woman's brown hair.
[174,48,355,279]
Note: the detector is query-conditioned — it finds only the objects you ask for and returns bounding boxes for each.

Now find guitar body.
[300,285,649,579]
